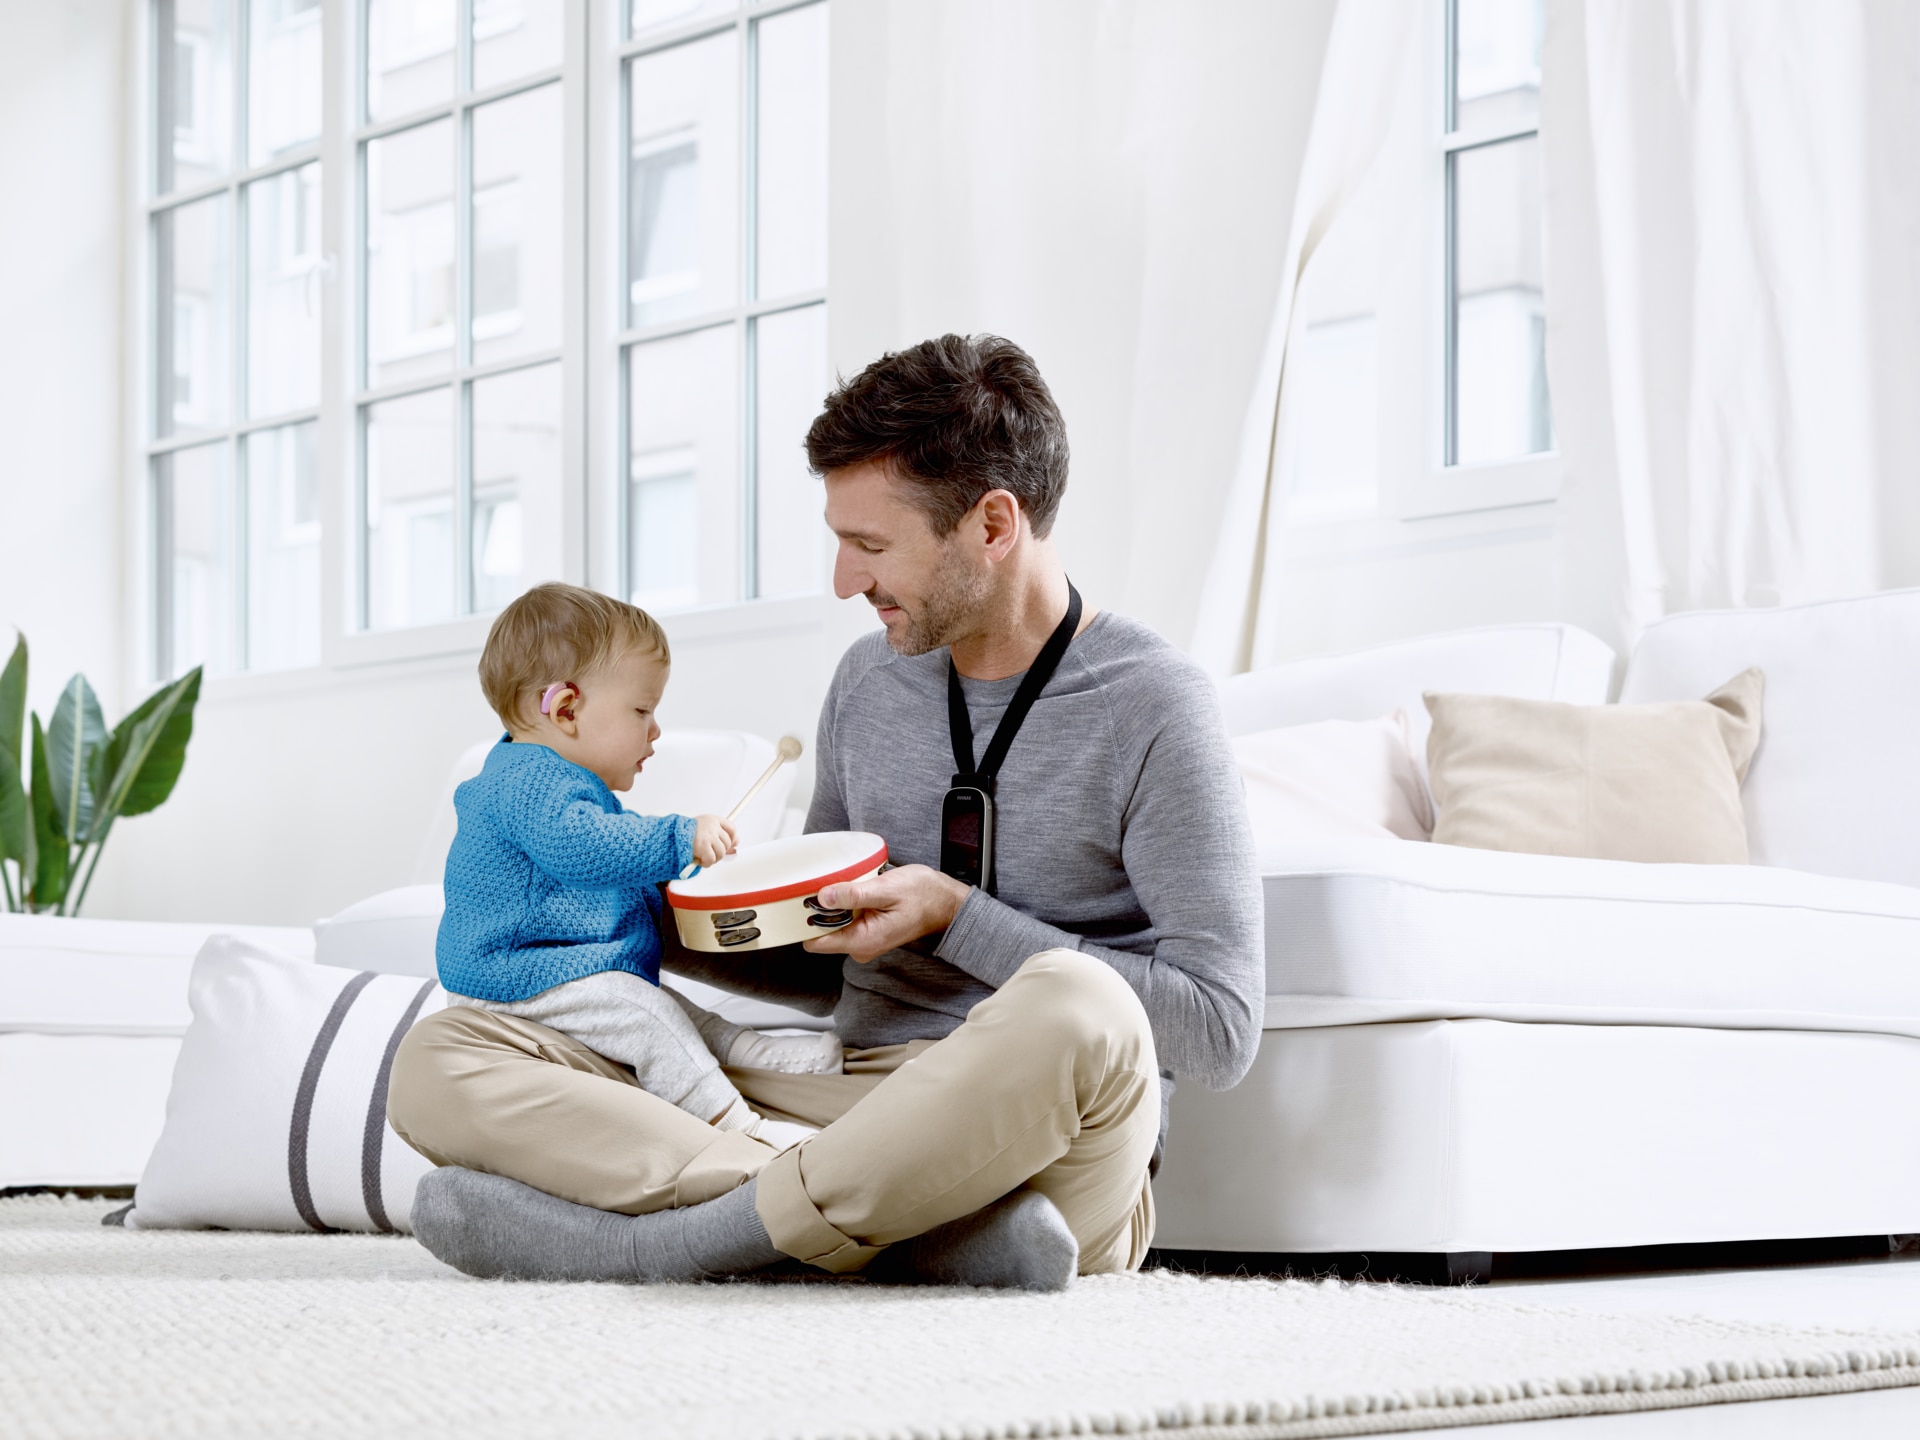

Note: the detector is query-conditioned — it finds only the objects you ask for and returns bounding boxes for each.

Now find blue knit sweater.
[436,737,698,1002]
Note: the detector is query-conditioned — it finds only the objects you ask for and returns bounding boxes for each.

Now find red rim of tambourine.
[665,839,890,911]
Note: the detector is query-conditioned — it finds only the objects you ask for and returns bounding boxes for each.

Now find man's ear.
[977,489,1024,561]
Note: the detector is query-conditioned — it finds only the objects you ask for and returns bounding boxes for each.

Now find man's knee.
[998,948,1155,1066]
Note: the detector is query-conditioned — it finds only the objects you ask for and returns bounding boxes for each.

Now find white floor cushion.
[1261,838,1920,1036]
[126,936,444,1234]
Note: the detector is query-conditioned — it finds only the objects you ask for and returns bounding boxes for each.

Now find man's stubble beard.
[875,543,993,657]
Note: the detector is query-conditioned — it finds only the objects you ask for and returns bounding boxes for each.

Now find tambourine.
[666,831,889,953]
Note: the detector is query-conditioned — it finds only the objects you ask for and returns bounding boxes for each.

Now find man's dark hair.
[804,334,1070,538]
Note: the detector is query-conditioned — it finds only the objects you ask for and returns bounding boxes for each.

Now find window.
[150,0,324,679]
[144,0,830,680]
[357,0,566,631]
[618,0,829,611]
[1279,0,1553,534]
[1444,0,1550,467]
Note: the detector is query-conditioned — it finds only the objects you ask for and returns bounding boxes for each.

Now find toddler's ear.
[546,683,582,732]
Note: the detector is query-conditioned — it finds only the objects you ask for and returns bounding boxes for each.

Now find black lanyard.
[947,581,1083,792]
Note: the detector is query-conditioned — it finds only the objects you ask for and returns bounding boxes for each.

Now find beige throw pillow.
[1423,669,1764,864]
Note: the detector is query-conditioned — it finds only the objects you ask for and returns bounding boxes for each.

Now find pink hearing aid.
[540,682,574,715]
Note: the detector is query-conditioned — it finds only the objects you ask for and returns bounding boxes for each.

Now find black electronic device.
[939,780,997,891]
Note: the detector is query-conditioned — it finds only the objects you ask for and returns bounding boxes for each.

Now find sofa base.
[1153,1019,1920,1254]
[1149,1234,1906,1286]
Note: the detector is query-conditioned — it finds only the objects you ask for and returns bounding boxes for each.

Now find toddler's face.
[560,648,667,792]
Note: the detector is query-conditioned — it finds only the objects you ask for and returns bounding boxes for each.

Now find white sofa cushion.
[1260,839,1920,1038]
[126,936,445,1234]
[1622,587,1920,890]
[1233,713,1432,846]
[0,914,315,1037]
[1219,623,1616,777]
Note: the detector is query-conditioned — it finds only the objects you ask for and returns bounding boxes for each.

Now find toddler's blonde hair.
[479,583,670,731]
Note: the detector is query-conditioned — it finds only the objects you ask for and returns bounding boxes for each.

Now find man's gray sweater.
[664,610,1265,1093]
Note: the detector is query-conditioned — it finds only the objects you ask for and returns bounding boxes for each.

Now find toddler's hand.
[692,814,738,868]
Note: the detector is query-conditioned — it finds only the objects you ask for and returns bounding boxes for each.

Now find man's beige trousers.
[388,948,1160,1275]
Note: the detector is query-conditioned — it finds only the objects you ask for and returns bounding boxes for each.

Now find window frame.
[142,0,329,682]
[337,0,588,666]
[585,0,832,609]
[133,0,834,689]
[1405,0,1559,521]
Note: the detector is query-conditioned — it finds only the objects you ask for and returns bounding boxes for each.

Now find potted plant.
[0,634,203,915]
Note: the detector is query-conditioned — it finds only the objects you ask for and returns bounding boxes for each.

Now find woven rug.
[4,1196,1919,1439]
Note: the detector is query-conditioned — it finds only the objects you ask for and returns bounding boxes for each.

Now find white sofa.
[1154,591,1920,1266]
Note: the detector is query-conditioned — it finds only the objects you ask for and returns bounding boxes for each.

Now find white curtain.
[1190,0,1418,676]
[1544,0,1920,654]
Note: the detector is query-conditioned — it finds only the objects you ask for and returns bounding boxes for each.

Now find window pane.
[157,442,234,679]
[755,3,828,300]
[366,118,455,387]
[1453,0,1542,133]
[630,0,733,41]
[246,0,321,166]
[154,193,232,439]
[246,161,322,416]
[627,31,739,329]
[753,304,826,599]
[155,0,233,194]
[472,83,563,365]
[1451,134,1551,465]
[365,386,455,629]
[471,362,563,613]
[367,0,456,123]
[628,326,737,611]
[243,422,322,669]
[474,0,563,90]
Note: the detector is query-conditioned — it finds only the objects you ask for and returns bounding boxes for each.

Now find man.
[389,334,1262,1290]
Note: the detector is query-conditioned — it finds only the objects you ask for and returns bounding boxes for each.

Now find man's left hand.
[801,864,971,963]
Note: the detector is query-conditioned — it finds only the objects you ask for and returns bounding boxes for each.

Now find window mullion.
[231,0,249,672]
[454,0,476,616]
[741,14,757,601]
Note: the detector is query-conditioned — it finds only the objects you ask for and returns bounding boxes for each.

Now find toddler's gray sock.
[876,1189,1079,1292]
[412,1167,784,1283]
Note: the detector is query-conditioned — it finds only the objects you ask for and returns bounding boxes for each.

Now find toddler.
[436,582,839,1148]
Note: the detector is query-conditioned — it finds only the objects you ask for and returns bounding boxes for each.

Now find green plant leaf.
[0,742,31,874]
[28,716,68,910]
[89,668,202,838]
[0,634,24,775]
[47,674,107,845]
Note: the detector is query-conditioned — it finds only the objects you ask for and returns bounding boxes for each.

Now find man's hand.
[802,864,971,963]
[691,814,738,868]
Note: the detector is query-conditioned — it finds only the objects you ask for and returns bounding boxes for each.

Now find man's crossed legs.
[386,949,1161,1286]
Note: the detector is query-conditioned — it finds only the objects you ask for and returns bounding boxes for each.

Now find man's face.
[824,461,990,656]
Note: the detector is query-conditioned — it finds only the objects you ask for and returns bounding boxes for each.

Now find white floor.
[1480,1251,1920,1434]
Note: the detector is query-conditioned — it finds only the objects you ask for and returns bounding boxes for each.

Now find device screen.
[940,787,993,889]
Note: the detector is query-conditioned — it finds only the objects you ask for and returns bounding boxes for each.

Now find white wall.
[0,0,129,725]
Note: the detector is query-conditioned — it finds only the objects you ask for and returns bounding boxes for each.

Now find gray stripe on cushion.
[288,970,377,1233]
[361,978,436,1234]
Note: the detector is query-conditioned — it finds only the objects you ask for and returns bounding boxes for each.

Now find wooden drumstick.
[679,736,804,879]
[726,735,804,824]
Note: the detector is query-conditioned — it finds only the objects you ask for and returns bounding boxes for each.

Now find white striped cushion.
[124,936,445,1234]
